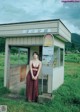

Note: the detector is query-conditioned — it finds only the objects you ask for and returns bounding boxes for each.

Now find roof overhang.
[0,19,71,42]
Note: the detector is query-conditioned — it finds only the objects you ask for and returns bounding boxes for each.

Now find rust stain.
[20,65,27,82]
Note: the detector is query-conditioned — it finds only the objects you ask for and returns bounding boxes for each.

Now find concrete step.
[38,93,54,103]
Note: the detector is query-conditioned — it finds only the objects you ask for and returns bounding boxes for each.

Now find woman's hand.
[34,75,38,80]
[32,75,38,80]
[32,75,35,80]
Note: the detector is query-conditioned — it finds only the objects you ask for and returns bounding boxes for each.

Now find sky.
[0,0,80,34]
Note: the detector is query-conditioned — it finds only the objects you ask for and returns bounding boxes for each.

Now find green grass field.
[0,53,80,112]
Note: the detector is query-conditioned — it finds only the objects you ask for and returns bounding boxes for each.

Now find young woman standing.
[26,52,42,102]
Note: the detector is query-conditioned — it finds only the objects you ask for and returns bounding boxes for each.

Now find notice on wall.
[42,55,53,66]
[42,47,53,67]
[43,47,53,55]
[42,46,53,75]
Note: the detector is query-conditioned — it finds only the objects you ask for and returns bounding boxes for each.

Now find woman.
[26,52,42,102]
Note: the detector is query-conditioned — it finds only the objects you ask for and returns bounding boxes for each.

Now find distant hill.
[65,33,80,51]
[71,33,80,47]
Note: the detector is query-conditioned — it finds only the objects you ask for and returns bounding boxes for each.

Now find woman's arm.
[36,61,42,78]
[30,60,34,79]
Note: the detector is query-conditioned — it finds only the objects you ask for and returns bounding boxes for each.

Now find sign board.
[23,28,51,34]
[43,34,53,46]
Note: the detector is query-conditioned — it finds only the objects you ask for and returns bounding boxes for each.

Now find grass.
[10,53,28,65]
[0,53,4,87]
[65,53,80,63]
[0,53,80,112]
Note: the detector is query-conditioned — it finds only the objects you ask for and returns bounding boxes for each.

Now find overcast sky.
[0,0,80,34]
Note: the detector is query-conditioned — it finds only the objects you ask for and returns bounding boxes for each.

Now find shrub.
[19,88,26,96]
[0,87,10,96]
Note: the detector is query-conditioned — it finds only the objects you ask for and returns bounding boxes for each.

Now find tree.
[0,38,5,52]
[71,43,75,50]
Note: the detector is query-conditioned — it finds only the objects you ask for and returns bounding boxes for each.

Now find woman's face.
[33,53,38,59]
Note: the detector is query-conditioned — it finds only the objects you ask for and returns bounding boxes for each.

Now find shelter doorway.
[8,45,48,94]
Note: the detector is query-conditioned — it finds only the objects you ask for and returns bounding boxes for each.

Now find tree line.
[0,38,5,52]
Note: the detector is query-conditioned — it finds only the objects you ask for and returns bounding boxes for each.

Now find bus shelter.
[0,19,71,95]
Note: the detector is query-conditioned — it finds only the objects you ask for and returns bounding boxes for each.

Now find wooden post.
[4,39,10,87]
